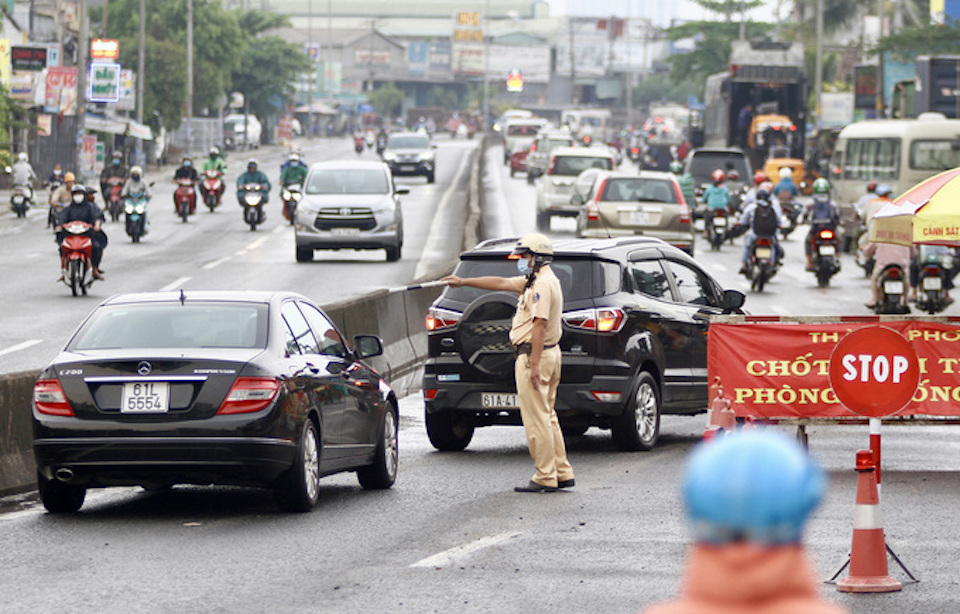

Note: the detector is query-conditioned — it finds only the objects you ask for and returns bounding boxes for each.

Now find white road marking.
[272,225,284,234]
[246,237,268,250]
[202,256,231,270]
[159,277,192,292]
[0,339,42,358]
[414,148,473,280]
[410,531,521,568]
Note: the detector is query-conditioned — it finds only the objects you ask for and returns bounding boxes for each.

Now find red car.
[509,148,529,177]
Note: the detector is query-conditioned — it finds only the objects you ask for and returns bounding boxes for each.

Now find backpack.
[752,204,779,236]
[810,198,834,225]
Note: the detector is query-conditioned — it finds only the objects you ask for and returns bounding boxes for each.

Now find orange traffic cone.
[836,450,903,593]
[703,379,735,441]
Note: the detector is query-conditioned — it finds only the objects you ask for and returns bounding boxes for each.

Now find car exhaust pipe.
[55,468,75,482]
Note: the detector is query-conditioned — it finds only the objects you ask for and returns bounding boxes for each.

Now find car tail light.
[590,391,622,402]
[679,202,691,224]
[818,229,834,240]
[630,147,639,155]
[424,389,439,400]
[218,377,280,414]
[586,201,600,221]
[530,142,537,152]
[34,379,74,416]
[563,308,626,333]
[547,157,556,175]
[426,307,462,331]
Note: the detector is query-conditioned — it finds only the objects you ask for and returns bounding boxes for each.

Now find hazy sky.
[552,0,782,27]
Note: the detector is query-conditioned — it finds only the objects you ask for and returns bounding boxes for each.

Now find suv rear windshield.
[687,152,749,183]
[69,303,269,350]
[447,258,611,304]
[602,178,677,203]
[507,124,541,137]
[553,156,613,176]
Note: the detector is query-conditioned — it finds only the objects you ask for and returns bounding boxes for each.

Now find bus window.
[843,138,900,181]
[910,140,960,171]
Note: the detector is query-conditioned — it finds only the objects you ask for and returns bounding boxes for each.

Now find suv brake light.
[563,307,626,333]
[679,202,691,224]
[34,379,74,416]
[427,307,462,331]
[586,201,600,221]
[218,377,280,414]
[547,157,556,175]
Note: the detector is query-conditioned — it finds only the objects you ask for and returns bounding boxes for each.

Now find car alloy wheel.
[612,372,660,451]
[357,406,398,489]
[274,420,321,512]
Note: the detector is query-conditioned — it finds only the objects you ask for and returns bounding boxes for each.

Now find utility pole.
[186,0,194,153]
[135,0,145,166]
[814,0,823,129]
[308,0,314,139]
[569,17,576,104]
[482,0,489,130]
[75,0,88,179]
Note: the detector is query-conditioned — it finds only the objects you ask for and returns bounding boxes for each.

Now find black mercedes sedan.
[32,291,399,513]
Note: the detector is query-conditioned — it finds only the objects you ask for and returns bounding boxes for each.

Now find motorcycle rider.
[200,146,227,203]
[11,151,37,202]
[861,183,894,232]
[56,184,106,280]
[773,166,798,205]
[702,169,731,238]
[740,171,768,210]
[48,171,76,229]
[280,153,308,187]
[862,237,915,311]
[854,180,878,220]
[99,150,128,202]
[670,161,697,209]
[121,165,152,233]
[236,158,271,208]
[173,157,200,213]
[46,164,64,187]
[738,187,783,274]
[804,178,842,271]
[376,126,389,154]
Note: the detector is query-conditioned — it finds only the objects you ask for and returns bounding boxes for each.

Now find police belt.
[514,342,557,355]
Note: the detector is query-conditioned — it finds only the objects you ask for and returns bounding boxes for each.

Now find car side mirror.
[354,335,383,359]
[395,186,410,195]
[721,289,746,314]
[571,193,585,205]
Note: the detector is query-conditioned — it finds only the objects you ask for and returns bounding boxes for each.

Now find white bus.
[830,113,960,207]
[561,108,611,143]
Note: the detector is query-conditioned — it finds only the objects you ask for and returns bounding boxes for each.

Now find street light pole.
[814,0,823,129]
[74,0,87,179]
[186,0,194,154]
[135,0,145,166]
[482,0,489,130]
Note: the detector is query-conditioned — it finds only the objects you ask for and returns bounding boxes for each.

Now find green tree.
[631,73,701,109]
[231,35,311,119]
[664,18,773,95]
[874,21,960,62]
[367,82,404,118]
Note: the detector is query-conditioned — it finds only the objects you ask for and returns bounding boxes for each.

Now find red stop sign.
[828,326,920,417]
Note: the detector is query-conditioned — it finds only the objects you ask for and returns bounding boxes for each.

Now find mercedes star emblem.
[137,361,152,376]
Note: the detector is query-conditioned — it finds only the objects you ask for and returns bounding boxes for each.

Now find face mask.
[72,194,84,204]
[517,258,531,275]
[132,174,141,181]
[184,161,191,167]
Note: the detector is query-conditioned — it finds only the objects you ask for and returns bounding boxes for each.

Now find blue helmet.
[683,430,825,545]
[875,184,893,197]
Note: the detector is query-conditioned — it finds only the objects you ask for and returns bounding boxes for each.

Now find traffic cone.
[836,449,903,593]
[703,378,736,441]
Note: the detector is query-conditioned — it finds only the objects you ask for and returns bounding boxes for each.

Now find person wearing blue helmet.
[644,431,848,614]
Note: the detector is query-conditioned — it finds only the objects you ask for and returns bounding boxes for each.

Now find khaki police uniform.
[507,265,574,488]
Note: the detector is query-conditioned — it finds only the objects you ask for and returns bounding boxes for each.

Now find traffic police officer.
[442,233,575,492]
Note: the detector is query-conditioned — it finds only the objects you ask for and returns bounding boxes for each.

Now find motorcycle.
[10,184,32,218]
[811,227,841,287]
[59,220,95,296]
[916,246,955,314]
[174,178,196,223]
[124,191,150,243]
[354,136,365,156]
[239,183,266,231]
[873,264,910,314]
[281,183,302,225]
[46,180,63,228]
[744,236,778,292]
[779,200,800,238]
[200,169,223,211]
[375,133,388,156]
[706,209,729,251]
[105,176,125,222]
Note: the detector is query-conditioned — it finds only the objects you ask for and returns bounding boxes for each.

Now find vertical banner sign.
[44,66,77,115]
[116,69,136,111]
[36,114,52,136]
[81,135,98,177]
[0,40,10,86]
[89,62,120,103]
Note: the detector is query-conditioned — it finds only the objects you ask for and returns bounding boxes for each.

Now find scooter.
[10,184,32,218]
[59,220,95,296]
[200,169,223,212]
[105,176,125,222]
[46,180,63,228]
[810,227,841,288]
[239,183,266,231]
[873,264,910,314]
[916,246,955,314]
[124,191,150,243]
[706,209,728,251]
[174,178,196,223]
[744,236,779,292]
[779,200,800,239]
[354,136,365,155]
[281,183,302,225]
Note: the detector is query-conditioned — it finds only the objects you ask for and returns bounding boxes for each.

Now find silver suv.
[535,146,616,231]
[294,161,409,262]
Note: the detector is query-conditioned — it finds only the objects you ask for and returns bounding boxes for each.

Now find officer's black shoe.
[514,480,557,493]
[558,479,576,489]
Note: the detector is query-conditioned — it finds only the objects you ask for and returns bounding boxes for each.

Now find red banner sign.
[708,319,960,419]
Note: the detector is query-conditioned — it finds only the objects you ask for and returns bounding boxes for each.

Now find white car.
[535,146,616,231]
[224,114,262,150]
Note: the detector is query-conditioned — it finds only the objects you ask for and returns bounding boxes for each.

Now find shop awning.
[85,113,154,140]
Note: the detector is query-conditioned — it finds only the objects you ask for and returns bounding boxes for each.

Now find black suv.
[422,237,745,452]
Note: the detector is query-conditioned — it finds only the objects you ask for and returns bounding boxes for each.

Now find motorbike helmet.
[727,170,740,182]
[111,151,122,163]
[683,430,825,545]
[867,180,878,193]
[17,152,27,162]
[711,169,725,183]
[247,159,258,170]
[875,184,893,197]
[289,153,300,163]
[753,171,767,186]
[759,181,774,193]
[84,185,97,199]
[71,184,86,204]
[669,161,683,175]
[779,167,793,180]
[130,165,142,180]
[64,171,75,183]
[209,147,219,158]
[755,188,771,203]
[812,177,830,194]
[511,233,554,263]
